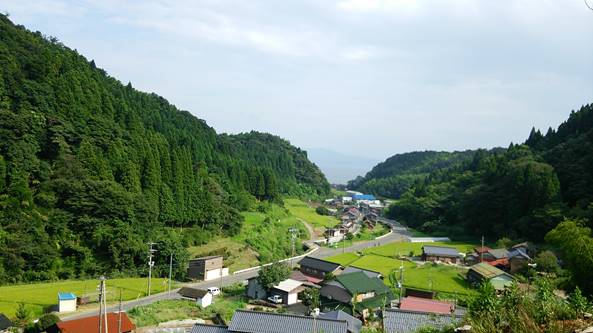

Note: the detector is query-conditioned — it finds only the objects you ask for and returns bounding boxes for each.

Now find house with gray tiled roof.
[191,324,231,333]
[421,246,461,264]
[318,310,362,333]
[383,308,462,333]
[231,310,348,333]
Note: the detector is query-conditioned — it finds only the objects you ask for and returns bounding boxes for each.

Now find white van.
[207,287,221,296]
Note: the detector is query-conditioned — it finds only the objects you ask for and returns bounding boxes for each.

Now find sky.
[2,0,593,161]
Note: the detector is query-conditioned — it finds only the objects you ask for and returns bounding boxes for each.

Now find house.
[467,262,514,291]
[58,292,77,312]
[320,271,394,314]
[298,256,342,280]
[0,313,13,333]
[511,242,534,257]
[342,196,353,203]
[193,309,348,333]
[383,308,462,333]
[247,278,305,305]
[187,256,229,281]
[318,310,362,333]
[54,313,135,333]
[508,248,531,273]
[289,270,322,288]
[342,266,382,279]
[399,296,454,315]
[421,246,461,264]
[179,287,213,308]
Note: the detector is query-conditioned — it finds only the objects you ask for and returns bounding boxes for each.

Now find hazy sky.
[3,0,592,159]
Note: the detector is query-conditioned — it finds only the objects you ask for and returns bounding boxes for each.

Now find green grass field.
[284,198,338,231]
[326,240,478,297]
[0,278,171,318]
[188,204,308,272]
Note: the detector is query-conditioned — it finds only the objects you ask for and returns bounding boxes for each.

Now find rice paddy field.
[326,240,479,297]
[0,277,171,317]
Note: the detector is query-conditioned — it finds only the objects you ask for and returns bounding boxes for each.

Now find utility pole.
[97,276,108,333]
[147,242,157,297]
[398,258,404,304]
[168,252,173,296]
[480,236,484,262]
[117,289,122,333]
[289,228,298,267]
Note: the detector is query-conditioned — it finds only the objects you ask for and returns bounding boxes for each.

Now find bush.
[315,206,330,216]
[535,251,560,273]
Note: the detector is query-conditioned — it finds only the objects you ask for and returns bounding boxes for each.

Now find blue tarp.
[352,194,376,200]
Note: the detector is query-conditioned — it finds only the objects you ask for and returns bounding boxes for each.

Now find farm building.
[467,263,514,291]
[247,277,305,305]
[383,308,463,333]
[58,292,77,312]
[320,271,394,314]
[298,256,342,280]
[508,248,532,273]
[187,256,229,281]
[178,287,213,308]
[421,246,461,264]
[54,313,135,333]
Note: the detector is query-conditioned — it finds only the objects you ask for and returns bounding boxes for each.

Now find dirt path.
[297,217,317,241]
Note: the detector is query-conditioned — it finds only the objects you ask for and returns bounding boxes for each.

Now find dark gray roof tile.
[383,308,462,333]
[228,310,348,333]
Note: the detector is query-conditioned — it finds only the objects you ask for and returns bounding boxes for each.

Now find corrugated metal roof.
[399,297,454,315]
[469,262,506,279]
[422,246,460,257]
[57,313,135,333]
[58,292,77,301]
[298,257,341,273]
[335,272,390,295]
[179,287,209,299]
[383,308,462,333]
[228,310,348,333]
[488,249,509,259]
[191,324,230,333]
[272,279,303,292]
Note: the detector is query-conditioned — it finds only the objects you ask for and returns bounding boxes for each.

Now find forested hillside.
[347,150,477,198]
[387,104,593,242]
[0,15,328,283]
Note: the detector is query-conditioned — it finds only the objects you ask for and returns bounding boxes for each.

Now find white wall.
[197,293,212,308]
[58,299,76,312]
[204,268,222,281]
[286,292,298,305]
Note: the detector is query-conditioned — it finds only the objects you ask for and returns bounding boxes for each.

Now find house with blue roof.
[58,292,77,312]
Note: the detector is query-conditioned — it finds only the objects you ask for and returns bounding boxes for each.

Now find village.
[0,191,545,333]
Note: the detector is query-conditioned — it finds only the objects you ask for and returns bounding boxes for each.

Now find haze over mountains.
[305,148,379,184]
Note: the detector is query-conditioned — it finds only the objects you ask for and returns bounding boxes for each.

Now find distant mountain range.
[305,148,380,184]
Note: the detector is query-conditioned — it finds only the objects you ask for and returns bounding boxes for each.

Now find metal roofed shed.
[383,308,462,333]
[467,262,514,291]
[55,313,135,333]
[58,292,77,313]
[228,310,348,333]
[421,245,461,264]
[488,248,509,259]
[298,256,342,279]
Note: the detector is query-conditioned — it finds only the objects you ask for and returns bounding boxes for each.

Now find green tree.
[14,303,30,328]
[534,250,559,273]
[257,262,290,289]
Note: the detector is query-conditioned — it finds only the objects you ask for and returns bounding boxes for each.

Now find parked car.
[267,295,283,304]
[207,287,221,296]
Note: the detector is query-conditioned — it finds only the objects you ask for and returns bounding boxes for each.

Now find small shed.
[179,287,213,308]
[58,292,77,313]
[270,279,304,305]
[467,263,514,291]
[421,246,461,264]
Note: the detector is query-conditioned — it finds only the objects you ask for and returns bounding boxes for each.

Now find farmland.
[0,278,171,317]
[284,198,339,236]
[326,241,478,297]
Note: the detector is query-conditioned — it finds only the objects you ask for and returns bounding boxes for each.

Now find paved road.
[62,217,409,321]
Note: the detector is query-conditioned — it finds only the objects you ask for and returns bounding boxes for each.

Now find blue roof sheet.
[352,194,376,200]
[58,292,77,301]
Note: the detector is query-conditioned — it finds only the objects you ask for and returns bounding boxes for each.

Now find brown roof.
[57,313,135,333]
[179,287,209,299]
